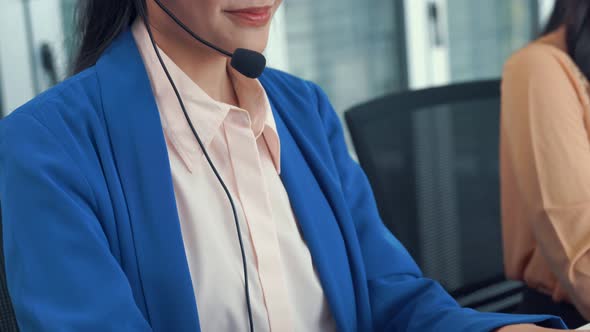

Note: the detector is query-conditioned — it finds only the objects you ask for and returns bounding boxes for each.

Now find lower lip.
[225,8,272,27]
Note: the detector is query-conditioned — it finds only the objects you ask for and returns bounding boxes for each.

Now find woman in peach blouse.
[501,0,590,327]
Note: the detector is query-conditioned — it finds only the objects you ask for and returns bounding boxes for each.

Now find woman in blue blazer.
[0,0,573,331]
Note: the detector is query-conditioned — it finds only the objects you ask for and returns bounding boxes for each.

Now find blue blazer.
[0,30,566,331]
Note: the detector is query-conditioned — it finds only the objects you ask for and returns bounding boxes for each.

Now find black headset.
[143,1,269,331]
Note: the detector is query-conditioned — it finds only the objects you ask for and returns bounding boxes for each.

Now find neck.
[540,25,567,52]
[145,14,239,106]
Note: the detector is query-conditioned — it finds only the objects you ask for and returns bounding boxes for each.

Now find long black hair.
[72,0,147,74]
[543,0,590,79]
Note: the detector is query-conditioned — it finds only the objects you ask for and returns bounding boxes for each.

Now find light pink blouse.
[132,21,336,331]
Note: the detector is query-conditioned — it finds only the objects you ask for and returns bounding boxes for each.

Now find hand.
[497,324,587,332]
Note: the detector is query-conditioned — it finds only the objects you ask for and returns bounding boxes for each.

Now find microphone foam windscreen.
[231,48,267,79]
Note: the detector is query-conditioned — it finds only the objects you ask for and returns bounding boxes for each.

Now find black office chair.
[0,206,19,331]
[345,79,523,313]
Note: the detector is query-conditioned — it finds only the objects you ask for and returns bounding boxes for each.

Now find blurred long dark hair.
[72,0,147,74]
[543,0,590,79]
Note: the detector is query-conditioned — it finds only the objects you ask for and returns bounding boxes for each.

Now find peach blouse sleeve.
[502,44,590,317]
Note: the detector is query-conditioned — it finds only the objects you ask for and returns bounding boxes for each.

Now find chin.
[228,32,270,53]
[230,43,267,54]
[246,42,268,54]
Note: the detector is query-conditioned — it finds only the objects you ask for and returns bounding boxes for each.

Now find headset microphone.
[153,0,266,79]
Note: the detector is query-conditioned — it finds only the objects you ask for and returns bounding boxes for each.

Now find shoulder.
[4,66,101,127]
[260,67,315,91]
[504,42,581,86]
[260,68,325,104]
[260,68,334,121]
[0,66,104,164]
[259,68,343,161]
[260,68,341,141]
[503,42,589,105]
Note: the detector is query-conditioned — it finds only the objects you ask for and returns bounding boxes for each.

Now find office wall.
[0,1,35,115]
[0,0,66,115]
[446,0,537,82]
[282,0,406,113]
[0,1,546,117]
[538,0,556,25]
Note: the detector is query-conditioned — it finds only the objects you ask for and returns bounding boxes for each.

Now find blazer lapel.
[262,89,358,332]
[95,30,200,331]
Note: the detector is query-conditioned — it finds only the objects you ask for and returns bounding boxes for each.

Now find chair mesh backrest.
[345,80,503,296]
[0,206,19,331]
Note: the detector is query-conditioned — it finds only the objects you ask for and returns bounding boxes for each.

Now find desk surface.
[578,323,590,330]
